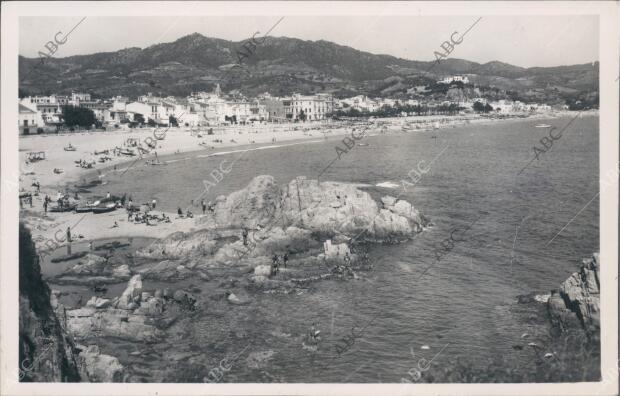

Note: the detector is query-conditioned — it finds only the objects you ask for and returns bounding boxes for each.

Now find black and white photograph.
[1,2,618,395]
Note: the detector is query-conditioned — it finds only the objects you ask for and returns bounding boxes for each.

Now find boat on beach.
[50,203,77,212]
[92,203,117,214]
[119,148,136,156]
[64,143,77,151]
[535,124,552,128]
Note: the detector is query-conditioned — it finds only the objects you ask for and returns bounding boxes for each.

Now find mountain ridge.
[19,32,598,104]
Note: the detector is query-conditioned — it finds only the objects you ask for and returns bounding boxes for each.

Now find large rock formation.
[64,275,166,342]
[201,176,426,239]
[136,176,428,281]
[547,253,600,337]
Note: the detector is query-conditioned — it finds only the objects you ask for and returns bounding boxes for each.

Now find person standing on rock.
[271,254,279,276]
[43,199,48,213]
[283,253,289,268]
[202,199,207,214]
[242,228,248,246]
[152,198,157,210]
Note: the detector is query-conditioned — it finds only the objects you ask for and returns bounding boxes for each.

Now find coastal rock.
[18,224,83,382]
[134,176,427,280]
[65,275,166,342]
[227,292,250,305]
[212,175,281,229]
[78,345,124,382]
[547,253,600,335]
[86,296,111,309]
[254,265,271,276]
[57,253,132,284]
[66,307,164,342]
[115,275,143,309]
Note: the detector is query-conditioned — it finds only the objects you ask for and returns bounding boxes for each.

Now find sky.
[19,15,598,68]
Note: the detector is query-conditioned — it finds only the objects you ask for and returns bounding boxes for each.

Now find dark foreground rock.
[547,253,600,337]
[19,223,124,382]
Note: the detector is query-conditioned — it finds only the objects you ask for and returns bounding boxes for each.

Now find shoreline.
[19,110,595,249]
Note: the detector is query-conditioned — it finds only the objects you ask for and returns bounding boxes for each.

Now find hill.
[19,33,598,105]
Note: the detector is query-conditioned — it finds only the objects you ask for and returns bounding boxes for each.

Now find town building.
[437,75,470,85]
[18,104,37,134]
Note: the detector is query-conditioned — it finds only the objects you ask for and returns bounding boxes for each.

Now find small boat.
[53,168,64,174]
[50,203,77,212]
[94,149,109,155]
[535,124,552,128]
[75,206,93,213]
[357,143,369,147]
[146,160,166,166]
[92,204,116,214]
[119,148,136,156]
[64,144,77,151]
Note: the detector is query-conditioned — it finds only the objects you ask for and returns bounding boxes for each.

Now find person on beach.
[242,228,248,246]
[177,207,183,217]
[152,199,157,210]
[113,221,119,228]
[43,199,48,213]
[66,227,72,243]
[106,192,111,199]
[89,241,93,251]
[201,200,207,214]
[283,253,289,268]
[271,254,279,276]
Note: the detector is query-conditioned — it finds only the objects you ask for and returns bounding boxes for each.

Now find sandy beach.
[18,111,578,250]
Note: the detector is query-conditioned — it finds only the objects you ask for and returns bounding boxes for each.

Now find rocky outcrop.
[63,275,198,343]
[547,253,600,336]
[19,223,82,382]
[53,253,132,285]
[137,176,427,282]
[77,345,124,382]
[64,275,166,342]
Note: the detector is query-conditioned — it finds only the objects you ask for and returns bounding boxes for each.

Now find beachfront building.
[78,101,113,122]
[260,97,287,122]
[126,101,171,125]
[18,104,38,135]
[283,93,334,121]
[341,95,379,113]
[490,100,517,114]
